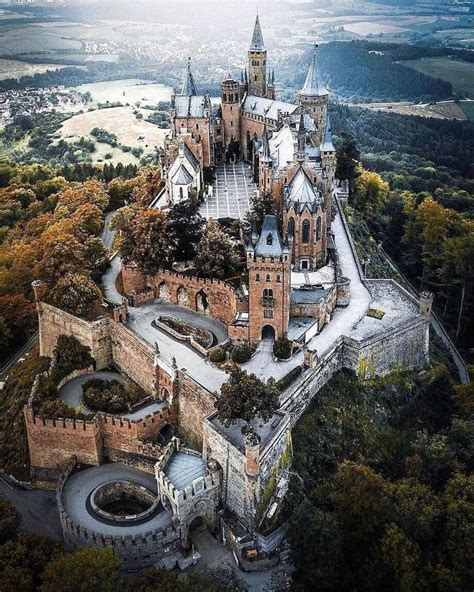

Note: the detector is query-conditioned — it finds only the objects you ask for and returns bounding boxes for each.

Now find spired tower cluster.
[164,15,337,342]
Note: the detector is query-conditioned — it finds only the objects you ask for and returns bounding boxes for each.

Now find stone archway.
[261,324,276,341]
[196,289,210,315]
[177,286,190,307]
[157,281,170,302]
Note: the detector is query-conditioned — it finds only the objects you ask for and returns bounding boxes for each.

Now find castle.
[23,17,433,572]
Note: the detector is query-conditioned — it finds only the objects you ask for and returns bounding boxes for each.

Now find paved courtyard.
[200,161,257,220]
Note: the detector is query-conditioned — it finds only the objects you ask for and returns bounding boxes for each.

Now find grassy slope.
[402,57,474,98]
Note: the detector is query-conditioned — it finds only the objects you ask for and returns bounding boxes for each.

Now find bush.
[273,337,293,360]
[231,342,253,364]
[82,378,144,414]
[209,346,226,364]
[275,365,303,392]
[0,498,20,544]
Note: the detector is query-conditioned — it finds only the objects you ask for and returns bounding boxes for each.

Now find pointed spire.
[321,114,335,152]
[261,126,272,164]
[300,44,328,97]
[181,57,198,96]
[250,14,265,51]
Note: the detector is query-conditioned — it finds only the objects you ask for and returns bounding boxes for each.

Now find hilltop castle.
[24,16,432,573]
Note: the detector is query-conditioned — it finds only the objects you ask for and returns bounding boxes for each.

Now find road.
[0,480,62,539]
[0,332,38,382]
[102,211,117,251]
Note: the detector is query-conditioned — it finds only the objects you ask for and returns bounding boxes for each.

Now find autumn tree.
[40,547,122,592]
[49,272,102,317]
[215,367,279,435]
[129,209,170,274]
[353,168,389,213]
[194,222,241,279]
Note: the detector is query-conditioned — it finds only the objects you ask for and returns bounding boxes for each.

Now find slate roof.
[300,45,328,97]
[242,94,298,121]
[285,167,324,212]
[250,14,265,51]
[171,163,194,185]
[164,452,207,490]
[291,287,329,304]
[174,95,209,119]
[181,57,198,96]
[254,215,286,257]
[321,115,335,152]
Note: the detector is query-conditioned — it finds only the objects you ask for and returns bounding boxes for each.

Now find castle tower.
[259,126,273,194]
[247,215,291,345]
[299,45,328,144]
[283,167,327,270]
[221,77,241,158]
[248,14,267,98]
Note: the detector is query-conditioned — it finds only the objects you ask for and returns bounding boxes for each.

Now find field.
[355,100,467,120]
[403,57,474,98]
[460,100,474,122]
[76,79,172,107]
[55,106,171,165]
[0,58,72,80]
[342,21,409,36]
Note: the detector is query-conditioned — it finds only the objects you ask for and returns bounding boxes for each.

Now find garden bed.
[156,315,213,349]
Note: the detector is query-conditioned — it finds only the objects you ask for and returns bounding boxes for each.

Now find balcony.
[261,296,275,308]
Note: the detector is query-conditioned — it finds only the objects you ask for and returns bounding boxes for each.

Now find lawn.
[460,100,474,122]
[403,57,474,98]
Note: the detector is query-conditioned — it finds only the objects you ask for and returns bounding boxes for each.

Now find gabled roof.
[321,115,335,152]
[250,14,265,51]
[286,167,324,212]
[181,57,198,96]
[174,95,209,119]
[171,163,194,186]
[300,45,328,97]
[181,141,200,172]
[254,215,285,257]
[242,94,298,121]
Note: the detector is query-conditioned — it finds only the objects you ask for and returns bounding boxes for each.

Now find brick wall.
[177,371,215,449]
[122,265,239,325]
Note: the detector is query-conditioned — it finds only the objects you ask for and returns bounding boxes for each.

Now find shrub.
[37,399,84,420]
[273,337,293,360]
[209,346,226,364]
[231,342,253,364]
[275,365,303,392]
[82,378,144,414]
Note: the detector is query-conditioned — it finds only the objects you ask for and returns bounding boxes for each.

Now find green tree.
[288,501,342,591]
[40,547,122,592]
[0,498,20,545]
[215,367,279,435]
[167,200,205,262]
[194,222,241,279]
[335,132,360,194]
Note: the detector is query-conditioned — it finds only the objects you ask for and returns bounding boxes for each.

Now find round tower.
[221,78,241,160]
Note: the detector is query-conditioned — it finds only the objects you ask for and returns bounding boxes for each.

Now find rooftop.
[164,451,207,490]
[291,286,329,304]
[250,14,265,51]
[253,215,286,257]
[242,95,298,122]
[286,167,323,210]
[174,95,209,119]
[300,45,328,97]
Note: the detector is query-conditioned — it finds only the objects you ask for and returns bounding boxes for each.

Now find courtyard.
[200,161,257,221]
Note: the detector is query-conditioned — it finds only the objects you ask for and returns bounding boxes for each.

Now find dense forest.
[330,104,474,351]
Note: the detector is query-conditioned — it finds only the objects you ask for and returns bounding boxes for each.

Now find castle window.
[231,121,233,127]
[263,288,273,298]
[179,187,184,200]
[266,233,273,246]
[302,220,310,243]
[223,93,227,102]
[230,106,233,112]
[196,123,199,129]
[316,216,322,241]
[256,273,260,281]
[277,275,281,283]
[264,310,273,319]
[301,260,309,270]
[287,217,295,237]
[266,274,271,282]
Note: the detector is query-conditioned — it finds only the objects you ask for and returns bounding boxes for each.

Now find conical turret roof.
[300,45,328,97]
[250,14,265,51]
[181,57,198,96]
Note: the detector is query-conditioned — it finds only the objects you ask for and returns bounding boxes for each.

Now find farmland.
[403,57,474,98]
[76,79,172,107]
[55,106,170,165]
[0,58,73,81]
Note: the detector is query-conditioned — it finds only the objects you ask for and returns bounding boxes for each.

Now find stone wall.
[176,370,215,449]
[110,322,156,395]
[38,302,112,370]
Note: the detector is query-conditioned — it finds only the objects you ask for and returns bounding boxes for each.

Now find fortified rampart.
[56,458,180,570]
[122,263,242,325]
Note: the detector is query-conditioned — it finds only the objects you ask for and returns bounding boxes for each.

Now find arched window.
[287,217,295,237]
[277,275,281,283]
[316,217,322,241]
[266,274,271,282]
[223,93,227,102]
[179,187,184,200]
[266,233,273,246]
[302,220,310,243]
[256,273,260,281]
[263,288,273,298]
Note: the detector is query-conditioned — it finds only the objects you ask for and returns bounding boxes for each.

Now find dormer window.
[267,233,273,246]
